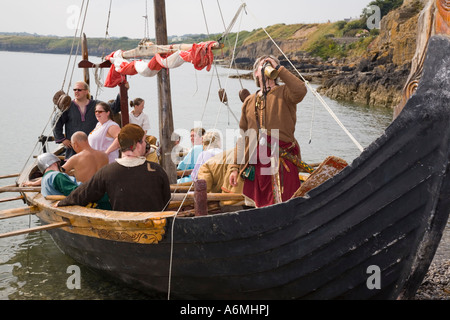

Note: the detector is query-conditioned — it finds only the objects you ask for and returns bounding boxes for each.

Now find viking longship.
[1,0,450,299]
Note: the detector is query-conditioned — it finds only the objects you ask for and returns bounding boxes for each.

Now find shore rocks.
[415,260,450,300]
[317,0,424,108]
[317,56,410,107]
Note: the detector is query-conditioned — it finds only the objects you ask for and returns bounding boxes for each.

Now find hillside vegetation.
[0,0,408,61]
[0,0,425,108]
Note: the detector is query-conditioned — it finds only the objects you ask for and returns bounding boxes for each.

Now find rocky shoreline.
[231,0,425,110]
[415,259,450,300]
[415,222,450,300]
[232,54,409,109]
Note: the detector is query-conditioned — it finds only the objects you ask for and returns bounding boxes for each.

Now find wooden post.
[119,80,129,126]
[154,0,177,184]
[82,33,90,86]
[194,179,208,216]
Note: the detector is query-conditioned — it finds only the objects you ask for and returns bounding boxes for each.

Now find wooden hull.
[19,35,450,299]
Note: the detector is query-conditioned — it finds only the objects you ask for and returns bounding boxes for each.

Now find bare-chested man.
[62,131,109,183]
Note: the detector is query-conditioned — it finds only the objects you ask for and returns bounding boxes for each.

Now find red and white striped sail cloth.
[104,41,216,87]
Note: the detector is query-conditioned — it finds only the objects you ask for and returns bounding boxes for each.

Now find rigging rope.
[167,0,248,300]
[68,0,90,93]
[168,1,364,298]
[94,0,113,99]
[143,0,151,40]
[61,0,87,92]
[199,0,241,124]
[241,2,364,153]
[217,3,247,42]
[20,0,93,178]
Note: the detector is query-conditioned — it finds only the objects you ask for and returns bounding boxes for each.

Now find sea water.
[0,50,393,299]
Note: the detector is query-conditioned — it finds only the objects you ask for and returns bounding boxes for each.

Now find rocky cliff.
[318,0,425,108]
[232,0,427,109]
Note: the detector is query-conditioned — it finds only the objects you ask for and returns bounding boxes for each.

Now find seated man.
[145,135,160,164]
[191,130,223,181]
[170,132,188,165]
[35,153,111,209]
[36,153,80,197]
[62,131,109,183]
[177,127,205,183]
[57,124,171,212]
[24,131,108,185]
[196,148,244,207]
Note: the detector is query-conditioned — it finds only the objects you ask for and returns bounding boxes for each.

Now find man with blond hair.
[53,81,121,159]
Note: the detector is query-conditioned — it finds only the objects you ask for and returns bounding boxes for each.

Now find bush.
[341,18,367,36]
[307,37,347,60]
[365,0,403,18]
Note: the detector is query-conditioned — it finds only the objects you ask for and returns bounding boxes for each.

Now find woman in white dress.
[88,102,121,163]
[129,98,150,134]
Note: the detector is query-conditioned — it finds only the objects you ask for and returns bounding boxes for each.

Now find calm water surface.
[0,51,395,299]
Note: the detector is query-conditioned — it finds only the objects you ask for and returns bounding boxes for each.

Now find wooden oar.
[170,185,192,192]
[171,192,244,202]
[177,169,193,178]
[0,186,41,193]
[0,206,38,220]
[45,195,66,201]
[0,195,24,203]
[166,199,194,210]
[45,193,243,205]
[0,173,19,180]
[0,221,69,239]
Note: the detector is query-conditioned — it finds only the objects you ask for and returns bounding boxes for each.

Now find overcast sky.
[0,0,373,39]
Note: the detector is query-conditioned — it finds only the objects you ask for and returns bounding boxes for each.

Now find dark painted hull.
[25,35,450,299]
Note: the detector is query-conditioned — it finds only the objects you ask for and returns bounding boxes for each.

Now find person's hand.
[264,57,278,68]
[23,178,41,187]
[62,139,72,149]
[229,170,238,187]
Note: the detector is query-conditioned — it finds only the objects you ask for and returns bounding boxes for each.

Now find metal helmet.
[37,153,60,173]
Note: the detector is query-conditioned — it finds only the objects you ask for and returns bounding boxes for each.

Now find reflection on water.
[0,51,396,299]
[1,222,150,299]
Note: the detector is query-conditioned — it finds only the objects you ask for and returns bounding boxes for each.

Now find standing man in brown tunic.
[58,124,171,212]
[229,55,307,207]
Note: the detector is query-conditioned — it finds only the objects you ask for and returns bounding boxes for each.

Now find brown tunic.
[58,160,171,212]
[232,66,307,172]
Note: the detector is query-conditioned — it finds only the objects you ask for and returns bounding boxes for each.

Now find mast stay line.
[243,4,364,153]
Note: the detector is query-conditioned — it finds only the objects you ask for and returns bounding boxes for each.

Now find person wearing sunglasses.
[53,81,121,160]
[88,102,121,163]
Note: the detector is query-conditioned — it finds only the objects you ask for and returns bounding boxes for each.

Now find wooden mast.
[78,37,129,126]
[81,33,90,86]
[154,0,176,184]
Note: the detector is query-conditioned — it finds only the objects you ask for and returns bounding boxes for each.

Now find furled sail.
[104,41,219,87]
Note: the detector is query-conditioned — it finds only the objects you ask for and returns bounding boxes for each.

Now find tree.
[365,0,404,18]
